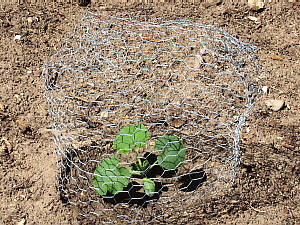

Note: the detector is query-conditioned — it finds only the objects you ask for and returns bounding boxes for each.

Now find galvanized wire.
[42,11,261,224]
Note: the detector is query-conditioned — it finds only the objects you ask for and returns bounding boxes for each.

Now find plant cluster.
[93,124,186,197]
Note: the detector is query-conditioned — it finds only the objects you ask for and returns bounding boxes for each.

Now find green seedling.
[93,124,186,197]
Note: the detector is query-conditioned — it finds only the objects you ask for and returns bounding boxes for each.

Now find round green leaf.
[155,136,186,170]
[118,166,132,177]
[134,124,150,148]
[114,135,135,154]
[143,178,155,197]
[110,167,132,194]
[113,124,150,154]
[95,156,119,172]
[119,124,136,134]
[93,156,131,195]
[93,178,108,195]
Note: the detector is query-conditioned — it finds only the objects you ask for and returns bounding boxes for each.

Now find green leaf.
[134,124,151,148]
[93,156,131,195]
[143,178,155,197]
[113,124,150,154]
[93,178,108,195]
[112,166,132,194]
[155,136,186,170]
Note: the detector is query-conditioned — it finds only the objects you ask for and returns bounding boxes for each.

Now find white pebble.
[17,218,26,225]
[14,35,21,41]
[27,17,33,23]
[262,86,268,94]
[248,16,259,23]
[265,99,285,111]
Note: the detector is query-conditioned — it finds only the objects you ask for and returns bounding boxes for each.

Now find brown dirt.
[0,1,299,225]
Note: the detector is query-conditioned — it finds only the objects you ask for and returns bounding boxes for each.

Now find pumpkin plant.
[93,124,186,197]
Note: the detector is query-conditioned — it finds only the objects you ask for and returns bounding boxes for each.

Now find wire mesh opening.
[42,12,261,224]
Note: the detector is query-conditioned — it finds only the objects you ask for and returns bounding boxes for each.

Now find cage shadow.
[102,181,168,208]
[143,152,178,179]
[58,149,78,204]
[178,169,207,192]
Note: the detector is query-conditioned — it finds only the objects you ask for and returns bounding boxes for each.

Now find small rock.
[271,55,284,61]
[276,136,284,141]
[77,0,91,6]
[87,82,95,88]
[0,102,4,111]
[38,127,52,134]
[100,111,109,118]
[247,16,259,22]
[281,142,294,149]
[169,118,186,128]
[16,218,26,225]
[27,17,33,23]
[0,137,12,155]
[20,194,26,199]
[230,200,239,203]
[14,34,21,41]
[221,214,230,218]
[262,86,268,94]
[203,0,222,7]
[14,94,21,104]
[265,99,285,111]
[15,119,32,133]
[248,0,265,10]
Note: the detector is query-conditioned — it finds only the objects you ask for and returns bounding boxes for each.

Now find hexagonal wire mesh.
[42,11,261,224]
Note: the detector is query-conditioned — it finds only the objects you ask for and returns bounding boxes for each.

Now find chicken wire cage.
[42,12,261,224]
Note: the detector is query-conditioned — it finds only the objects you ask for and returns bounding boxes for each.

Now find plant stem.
[131,170,142,176]
[144,160,158,174]
[134,147,143,168]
